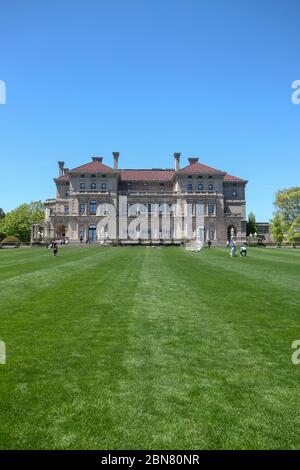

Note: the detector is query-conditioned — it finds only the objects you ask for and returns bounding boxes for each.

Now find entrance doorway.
[88,224,97,243]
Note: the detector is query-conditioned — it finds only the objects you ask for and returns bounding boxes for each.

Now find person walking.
[207,240,212,249]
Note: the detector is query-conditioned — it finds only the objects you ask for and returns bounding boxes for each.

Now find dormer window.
[208,175,213,179]
[198,175,203,179]
[188,175,192,179]
[102,174,106,178]
[91,174,96,178]
[80,174,85,178]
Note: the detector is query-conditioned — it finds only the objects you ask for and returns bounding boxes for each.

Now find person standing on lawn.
[230,239,237,257]
[51,241,58,257]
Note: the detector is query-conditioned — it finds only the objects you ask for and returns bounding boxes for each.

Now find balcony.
[119,190,219,197]
[72,190,111,195]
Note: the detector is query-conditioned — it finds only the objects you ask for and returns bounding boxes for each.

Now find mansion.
[36,153,248,245]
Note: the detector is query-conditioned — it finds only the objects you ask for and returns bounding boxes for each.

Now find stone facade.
[40,153,248,245]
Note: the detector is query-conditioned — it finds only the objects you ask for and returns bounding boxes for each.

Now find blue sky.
[0,0,299,220]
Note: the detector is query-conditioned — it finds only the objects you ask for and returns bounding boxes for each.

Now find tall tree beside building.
[286,216,300,245]
[273,187,300,230]
[271,212,284,246]
[247,211,257,235]
[0,201,44,242]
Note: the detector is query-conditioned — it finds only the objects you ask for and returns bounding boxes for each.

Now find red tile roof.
[55,174,69,181]
[224,173,247,183]
[178,161,225,175]
[53,160,247,184]
[70,160,115,174]
[120,169,175,181]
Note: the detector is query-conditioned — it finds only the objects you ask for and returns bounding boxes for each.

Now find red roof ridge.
[70,160,114,173]
[224,173,248,183]
[178,161,225,174]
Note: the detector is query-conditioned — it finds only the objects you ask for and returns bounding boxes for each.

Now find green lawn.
[0,245,300,449]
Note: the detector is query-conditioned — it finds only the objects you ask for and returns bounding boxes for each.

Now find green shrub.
[1,235,21,246]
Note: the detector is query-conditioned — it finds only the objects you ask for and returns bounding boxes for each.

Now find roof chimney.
[174,152,181,171]
[112,152,119,171]
[92,156,103,163]
[188,157,199,165]
[58,161,65,177]
[63,167,69,175]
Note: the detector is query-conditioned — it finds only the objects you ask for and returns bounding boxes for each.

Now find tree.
[273,187,300,230]
[270,212,284,246]
[0,208,5,219]
[247,211,257,236]
[286,216,300,245]
[0,201,44,242]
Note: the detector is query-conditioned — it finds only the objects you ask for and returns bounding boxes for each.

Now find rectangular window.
[209,230,215,240]
[80,204,85,213]
[64,206,69,214]
[196,203,204,215]
[89,202,97,214]
[208,204,215,215]
[187,203,193,216]
[187,184,193,191]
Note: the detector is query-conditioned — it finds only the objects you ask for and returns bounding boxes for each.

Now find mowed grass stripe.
[0,246,114,282]
[195,247,300,293]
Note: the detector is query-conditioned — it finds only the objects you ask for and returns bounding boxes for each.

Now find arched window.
[91,183,96,191]
[80,183,85,190]
[232,190,238,198]
[208,183,213,191]
[198,183,203,191]
[89,200,97,214]
[101,183,107,190]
